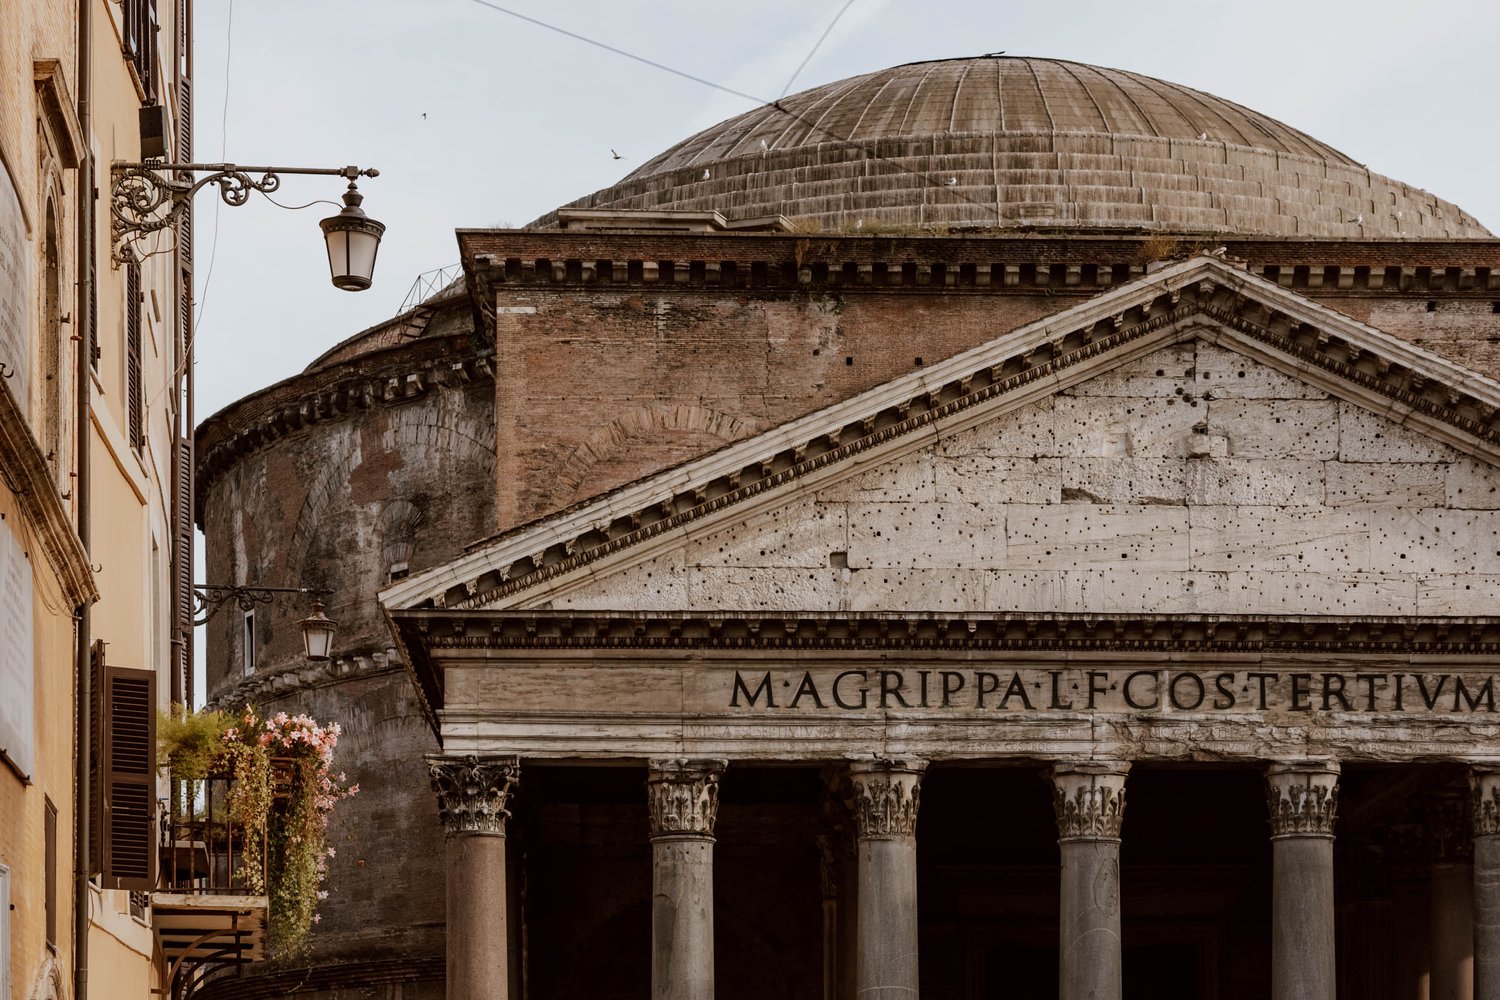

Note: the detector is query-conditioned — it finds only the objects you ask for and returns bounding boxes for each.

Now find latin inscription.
[728,668,1500,715]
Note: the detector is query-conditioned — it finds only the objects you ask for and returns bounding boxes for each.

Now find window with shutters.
[122,0,159,101]
[99,663,157,891]
[126,261,144,451]
[44,797,57,948]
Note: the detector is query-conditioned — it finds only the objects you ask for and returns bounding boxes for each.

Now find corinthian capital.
[647,759,726,839]
[427,754,520,836]
[1051,762,1129,843]
[1471,768,1500,837]
[848,759,926,840]
[1266,761,1339,839]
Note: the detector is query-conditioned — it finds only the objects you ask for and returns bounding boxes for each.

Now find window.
[44,797,57,949]
[121,0,158,100]
[243,610,257,675]
[42,201,62,473]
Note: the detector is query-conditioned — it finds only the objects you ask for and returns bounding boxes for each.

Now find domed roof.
[544,56,1488,238]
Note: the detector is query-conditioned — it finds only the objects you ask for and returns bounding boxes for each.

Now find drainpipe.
[72,0,93,998]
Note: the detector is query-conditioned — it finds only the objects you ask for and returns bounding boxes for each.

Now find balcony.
[151,769,274,986]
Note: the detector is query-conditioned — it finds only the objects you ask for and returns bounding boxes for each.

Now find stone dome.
[544,56,1489,238]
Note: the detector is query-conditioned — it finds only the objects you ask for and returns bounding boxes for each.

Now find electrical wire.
[781,0,857,99]
[462,0,1004,223]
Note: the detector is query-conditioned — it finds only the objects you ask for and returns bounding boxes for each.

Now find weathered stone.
[1268,762,1339,1000]
[849,760,924,999]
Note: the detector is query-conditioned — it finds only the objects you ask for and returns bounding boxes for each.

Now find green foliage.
[156,706,236,780]
[161,705,357,960]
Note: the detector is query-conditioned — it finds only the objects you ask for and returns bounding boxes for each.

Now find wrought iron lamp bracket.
[109,161,379,265]
[191,584,332,627]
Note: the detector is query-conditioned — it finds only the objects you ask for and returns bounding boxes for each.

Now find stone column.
[848,758,925,999]
[1266,761,1340,1000]
[1471,769,1500,1000]
[1051,762,1129,1000]
[1431,795,1475,1000]
[427,754,520,1000]
[647,759,726,1000]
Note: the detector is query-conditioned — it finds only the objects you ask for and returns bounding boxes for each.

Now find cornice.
[383,256,1500,617]
[203,646,404,712]
[459,231,1500,311]
[398,609,1500,654]
[194,346,493,524]
[0,383,95,607]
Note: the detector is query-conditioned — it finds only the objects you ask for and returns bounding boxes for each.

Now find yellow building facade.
[1,1,191,998]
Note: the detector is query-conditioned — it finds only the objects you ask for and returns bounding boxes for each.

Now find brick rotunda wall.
[196,301,494,995]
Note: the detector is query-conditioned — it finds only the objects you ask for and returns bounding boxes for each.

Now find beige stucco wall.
[0,0,182,996]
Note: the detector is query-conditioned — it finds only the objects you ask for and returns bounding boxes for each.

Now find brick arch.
[544,403,758,509]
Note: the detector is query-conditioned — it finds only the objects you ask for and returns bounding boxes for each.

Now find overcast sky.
[188,0,1500,421]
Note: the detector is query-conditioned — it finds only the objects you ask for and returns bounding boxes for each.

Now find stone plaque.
[0,163,31,417]
[0,517,35,777]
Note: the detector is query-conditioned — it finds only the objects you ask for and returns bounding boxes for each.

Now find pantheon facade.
[199,57,1500,1000]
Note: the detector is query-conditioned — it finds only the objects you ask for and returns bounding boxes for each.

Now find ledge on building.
[554,207,797,233]
[150,893,269,967]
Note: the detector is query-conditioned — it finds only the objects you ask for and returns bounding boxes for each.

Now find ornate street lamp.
[320,179,386,291]
[297,601,338,661]
[110,162,384,290]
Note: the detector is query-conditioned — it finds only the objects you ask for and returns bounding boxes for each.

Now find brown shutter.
[126,262,143,450]
[44,797,57,947]
[88,640,105,875]
[100,664,157,890]
[88,211,98,369]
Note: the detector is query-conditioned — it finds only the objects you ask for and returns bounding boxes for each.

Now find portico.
[382,256,1500,998]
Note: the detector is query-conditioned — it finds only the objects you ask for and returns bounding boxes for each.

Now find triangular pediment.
[381,256,1500,618]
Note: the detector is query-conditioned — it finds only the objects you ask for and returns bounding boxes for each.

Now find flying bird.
[611,149,624,160]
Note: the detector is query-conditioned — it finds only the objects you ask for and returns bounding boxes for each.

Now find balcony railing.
[151,763,291,989]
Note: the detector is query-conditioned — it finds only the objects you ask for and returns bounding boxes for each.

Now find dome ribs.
[1049,60,1112,133]
[1018,58,1055,131]
[1080,65,1162,138]
[538,57,1488,239]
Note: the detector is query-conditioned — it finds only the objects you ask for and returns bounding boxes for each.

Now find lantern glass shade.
[319,185,385,292]
[299,601,337,661]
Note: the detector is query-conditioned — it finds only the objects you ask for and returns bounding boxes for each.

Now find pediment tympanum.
[383,256,1500,621]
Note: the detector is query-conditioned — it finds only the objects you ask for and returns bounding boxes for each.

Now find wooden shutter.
[88,211,98,369]
[100,664,156,890]
[126,262,143,451]
[87,640,105,875]
[44,798,57,947]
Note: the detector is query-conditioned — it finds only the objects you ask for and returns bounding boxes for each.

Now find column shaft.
[428,754,520,1000]
[1470,769,1500,1000]
[1267,761,1340,1000]
[1478,838,1500,1000]
[446,832,508,1000]
[648,759,726,1000]
[849,759,925,1000]
[1051,763,1129,1000]
[652,837,715,1000]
